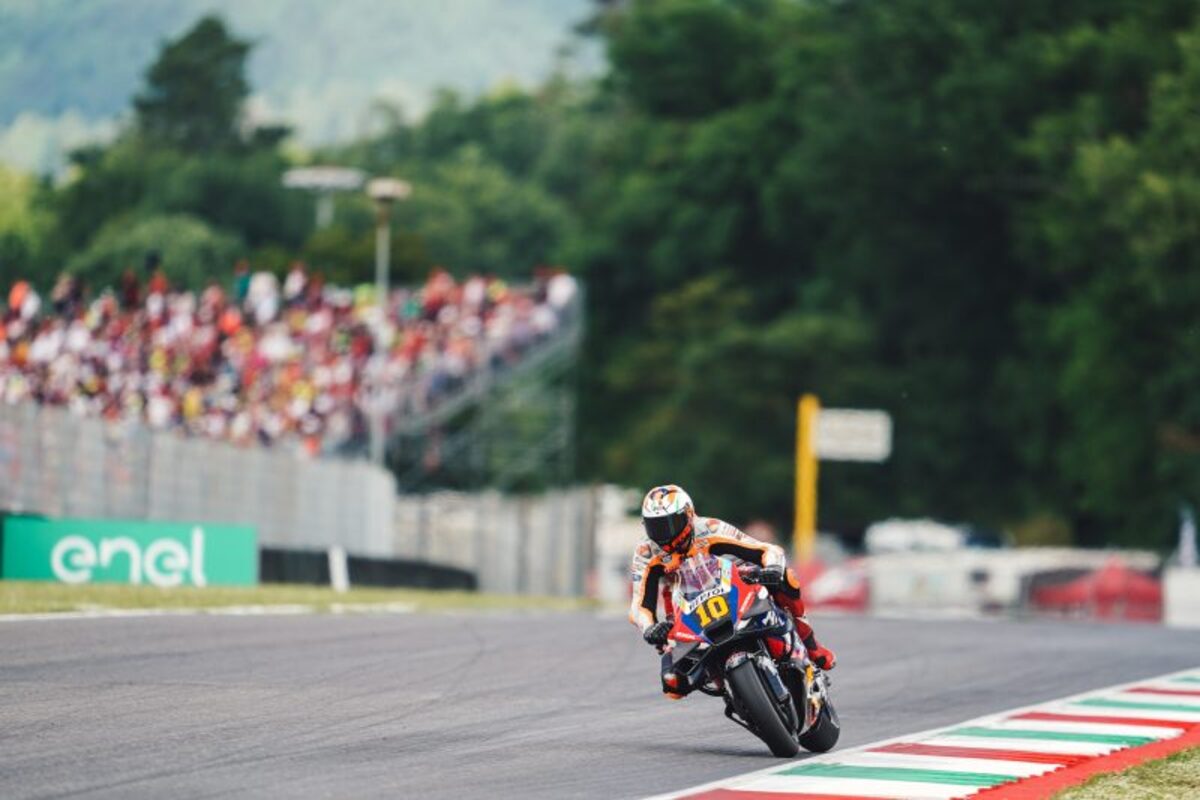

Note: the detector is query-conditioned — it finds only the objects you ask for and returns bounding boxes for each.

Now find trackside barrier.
[391,488,600,596]
[0,404,606,596]
[0,403,397,556]
[1165,567,1200,628]
[259,546,332,585]
[258,546,476,590]
[866,548,1159,614]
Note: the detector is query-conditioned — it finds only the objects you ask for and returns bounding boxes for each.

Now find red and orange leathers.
[628,516,818,649]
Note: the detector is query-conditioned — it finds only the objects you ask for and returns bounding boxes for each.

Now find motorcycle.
[660,551,840,757]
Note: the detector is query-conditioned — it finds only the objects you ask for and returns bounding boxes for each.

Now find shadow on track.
[638,740,827,760]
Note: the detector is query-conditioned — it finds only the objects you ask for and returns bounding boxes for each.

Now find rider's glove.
[758,565,785,588]
[643,620,671,647]
[807,642,837,670]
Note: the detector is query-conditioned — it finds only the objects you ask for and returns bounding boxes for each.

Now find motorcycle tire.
[727,659,800,758]
[798,699,840,753]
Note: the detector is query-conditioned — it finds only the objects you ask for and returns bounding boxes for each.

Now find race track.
[3,611,1200,799]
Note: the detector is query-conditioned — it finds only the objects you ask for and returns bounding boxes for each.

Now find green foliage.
[40,16,304,289]
[410,89,555,176]
[50,139,304,268]
[53,141,168,251]
[301,224,426,288]
[395,146,571,278]
[67,213,243,290]
[1012,22,1200,546]
[572,0,1200,545]
[605,0,774,118]
[0,166,54,286]
[603,274,872,524]
[148,150,308,247]
[133,15,250,152]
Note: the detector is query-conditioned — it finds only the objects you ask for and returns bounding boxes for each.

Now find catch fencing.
[392,489,595,596]
[0,403,598,595]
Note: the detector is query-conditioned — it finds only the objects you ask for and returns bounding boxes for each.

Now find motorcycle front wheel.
[799,700,840,753]
[726,659,800,758]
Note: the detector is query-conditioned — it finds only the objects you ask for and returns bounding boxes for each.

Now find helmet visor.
[643,511,692,550]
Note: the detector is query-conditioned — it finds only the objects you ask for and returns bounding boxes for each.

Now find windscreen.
[672,552,732,612]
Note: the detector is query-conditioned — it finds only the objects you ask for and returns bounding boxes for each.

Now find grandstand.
[0,266,581,486]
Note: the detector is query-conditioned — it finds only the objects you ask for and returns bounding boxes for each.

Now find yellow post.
[793,394,820,564]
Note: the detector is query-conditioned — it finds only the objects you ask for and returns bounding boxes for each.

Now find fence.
[0,403,604,596]
[392,489,596,596]
[0,403,397,556]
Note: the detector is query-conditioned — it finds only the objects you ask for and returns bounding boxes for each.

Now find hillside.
[0,0,598,172]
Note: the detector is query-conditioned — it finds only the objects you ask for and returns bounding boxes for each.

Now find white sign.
[815,408,892,462]
[282,166,366,191]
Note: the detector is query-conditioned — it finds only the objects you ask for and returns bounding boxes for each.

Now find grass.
[0,580,597,615]
[1054,746,1200,799]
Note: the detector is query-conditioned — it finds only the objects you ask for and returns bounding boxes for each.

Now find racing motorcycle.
[660,551,840,757]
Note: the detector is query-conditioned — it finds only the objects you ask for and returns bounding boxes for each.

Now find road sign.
[795,396,893,563]
[815,408,892,462]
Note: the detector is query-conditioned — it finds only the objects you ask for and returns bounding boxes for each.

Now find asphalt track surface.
[3,612,1200,800]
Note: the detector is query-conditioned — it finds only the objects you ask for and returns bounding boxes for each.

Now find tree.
[68,213,244,290]
[1013,21,1200,547]
[148,149,308,247]
[133,15,251,152]
[50,14,301,273]
[602,274,873,524]
[395,146,571,278]
[0,166,54,286]
[574,0,1200,542]
[301,223,426,288]
[604,0,774,118]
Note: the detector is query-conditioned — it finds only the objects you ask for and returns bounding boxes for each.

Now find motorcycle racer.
[630,484,836,696]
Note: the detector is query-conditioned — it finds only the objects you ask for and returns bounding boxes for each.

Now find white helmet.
[641,484,695,553]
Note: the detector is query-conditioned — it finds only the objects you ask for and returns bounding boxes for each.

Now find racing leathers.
[629,516,835,697]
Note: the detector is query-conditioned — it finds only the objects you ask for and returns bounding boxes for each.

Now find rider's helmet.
[642,484,695,554]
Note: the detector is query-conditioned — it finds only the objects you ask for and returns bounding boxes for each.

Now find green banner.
[1,517,258,587]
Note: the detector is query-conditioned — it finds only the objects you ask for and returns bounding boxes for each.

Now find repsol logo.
[51,528,208,588]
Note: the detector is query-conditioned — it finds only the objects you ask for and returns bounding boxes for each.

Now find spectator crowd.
[0,262,578,456]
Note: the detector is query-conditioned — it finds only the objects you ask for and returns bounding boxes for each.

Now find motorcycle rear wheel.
[727,660,800,758]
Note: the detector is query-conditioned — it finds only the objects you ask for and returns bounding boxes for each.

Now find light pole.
[282,166,365,229]
[365,177,411,465]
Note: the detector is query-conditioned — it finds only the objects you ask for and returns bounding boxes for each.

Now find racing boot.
[772,571,836,671]
[660,653,687,700]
